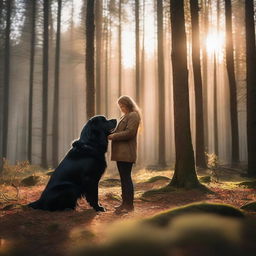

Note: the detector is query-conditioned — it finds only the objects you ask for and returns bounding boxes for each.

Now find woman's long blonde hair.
[117,95,142,119]
[118,95,143,134]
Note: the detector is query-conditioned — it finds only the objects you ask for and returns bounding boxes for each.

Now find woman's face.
[118,103,129,114]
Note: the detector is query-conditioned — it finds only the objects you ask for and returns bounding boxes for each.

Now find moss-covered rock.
[73,213,250,256]
[105,192,122,201]
[142,202,244,227]
[144,176,170,183]
[238,180,256,189]
[240,201,256,211]
[100,178,121,187]
[20,175,40,186]
[199,175,211,183]
[141,185,176,198]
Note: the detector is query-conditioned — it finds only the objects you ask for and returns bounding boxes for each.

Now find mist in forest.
[0,0,249,171]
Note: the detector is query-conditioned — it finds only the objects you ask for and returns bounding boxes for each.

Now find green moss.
[20,175,40,186]
[73,213,245,256]
[100,178,121,187]
[238,180,256,189]
[240,201,256,211]
[143,202,244,227]
[145,176,170,183]
[199,175,211,183]
[141,185,176,198]
[105,192,122,201]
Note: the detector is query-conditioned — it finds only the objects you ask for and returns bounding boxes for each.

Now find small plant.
[0,159,32,204]
[1,158,31,184]
[206,153,218,169]
[205,153,219,182]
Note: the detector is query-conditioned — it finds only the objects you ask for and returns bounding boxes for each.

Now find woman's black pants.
[116,161,134,206]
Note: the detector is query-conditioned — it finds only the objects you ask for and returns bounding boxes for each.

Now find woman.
[108,95,141,213]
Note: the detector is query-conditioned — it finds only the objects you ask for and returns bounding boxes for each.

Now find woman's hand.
[108,134,114,140]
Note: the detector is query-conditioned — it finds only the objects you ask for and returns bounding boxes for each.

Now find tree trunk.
[190,0,207,168]
[70,0,77,138]
[245,0,256,176]
[213,52,218,156]
[0,0,3,170]
[118,0,122,97]
[2,0,12,171]
[28,0,36,164]
[135,0,140,104]
[52,0,62,168]
[157,0,166,167]
[202,0,209,153]
[42,0,49,168]
[104,1,110,116]
[86,0,95,119]
[140,0,145,106]
[170,0,200,188]
[224,0,240,165]
[138,0,145,166]
[0,0,3,20]
[95,0,102,114]
[214,0,219,157]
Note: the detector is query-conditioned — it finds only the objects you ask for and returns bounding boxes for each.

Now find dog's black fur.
[28,116,117,212]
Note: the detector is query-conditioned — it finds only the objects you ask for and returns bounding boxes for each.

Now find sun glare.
[206,32,225,54]
[122,30,135,69]
[122,2,156,69]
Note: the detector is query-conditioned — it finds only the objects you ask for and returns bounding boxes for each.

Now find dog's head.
[79,116,117,152]
[89,116,117,136]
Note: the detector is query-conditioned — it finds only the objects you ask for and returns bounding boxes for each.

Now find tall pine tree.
[86,0,95,119]
[170,0,200,188]
[245,0,256,176]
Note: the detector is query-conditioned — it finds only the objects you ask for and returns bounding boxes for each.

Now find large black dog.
[28,116,117,212]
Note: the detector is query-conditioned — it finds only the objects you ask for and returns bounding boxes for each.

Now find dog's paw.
[94,206,106,212]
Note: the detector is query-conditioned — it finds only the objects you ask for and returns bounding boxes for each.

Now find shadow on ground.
[0,208,97,256]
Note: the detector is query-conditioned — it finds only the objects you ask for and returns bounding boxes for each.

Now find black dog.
[28,116,117,212]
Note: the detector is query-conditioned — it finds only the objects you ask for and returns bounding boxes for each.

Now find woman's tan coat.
[111,111,140,163]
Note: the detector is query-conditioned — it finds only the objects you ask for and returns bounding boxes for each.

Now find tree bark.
[224,0,240,164]
[190,0,207,168]
[0,0,3,20]
[202,0,209,153]
[245,0,256,176]
[41,0,49,168]
[157,0,166,167]
[2,0,12,171]
[140,0,145,106]
[0,0,3,170]
[118,0,122,97]
[52,0,62,168]
[86,0,95,119]
[104,1,110,116]
[28,0,36,164]
[135,0,140,104]
[213,51,218,156]
[170,0,200,188]
[95,0,102,114]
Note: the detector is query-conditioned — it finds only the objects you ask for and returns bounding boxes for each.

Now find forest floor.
[0,163,256,255]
